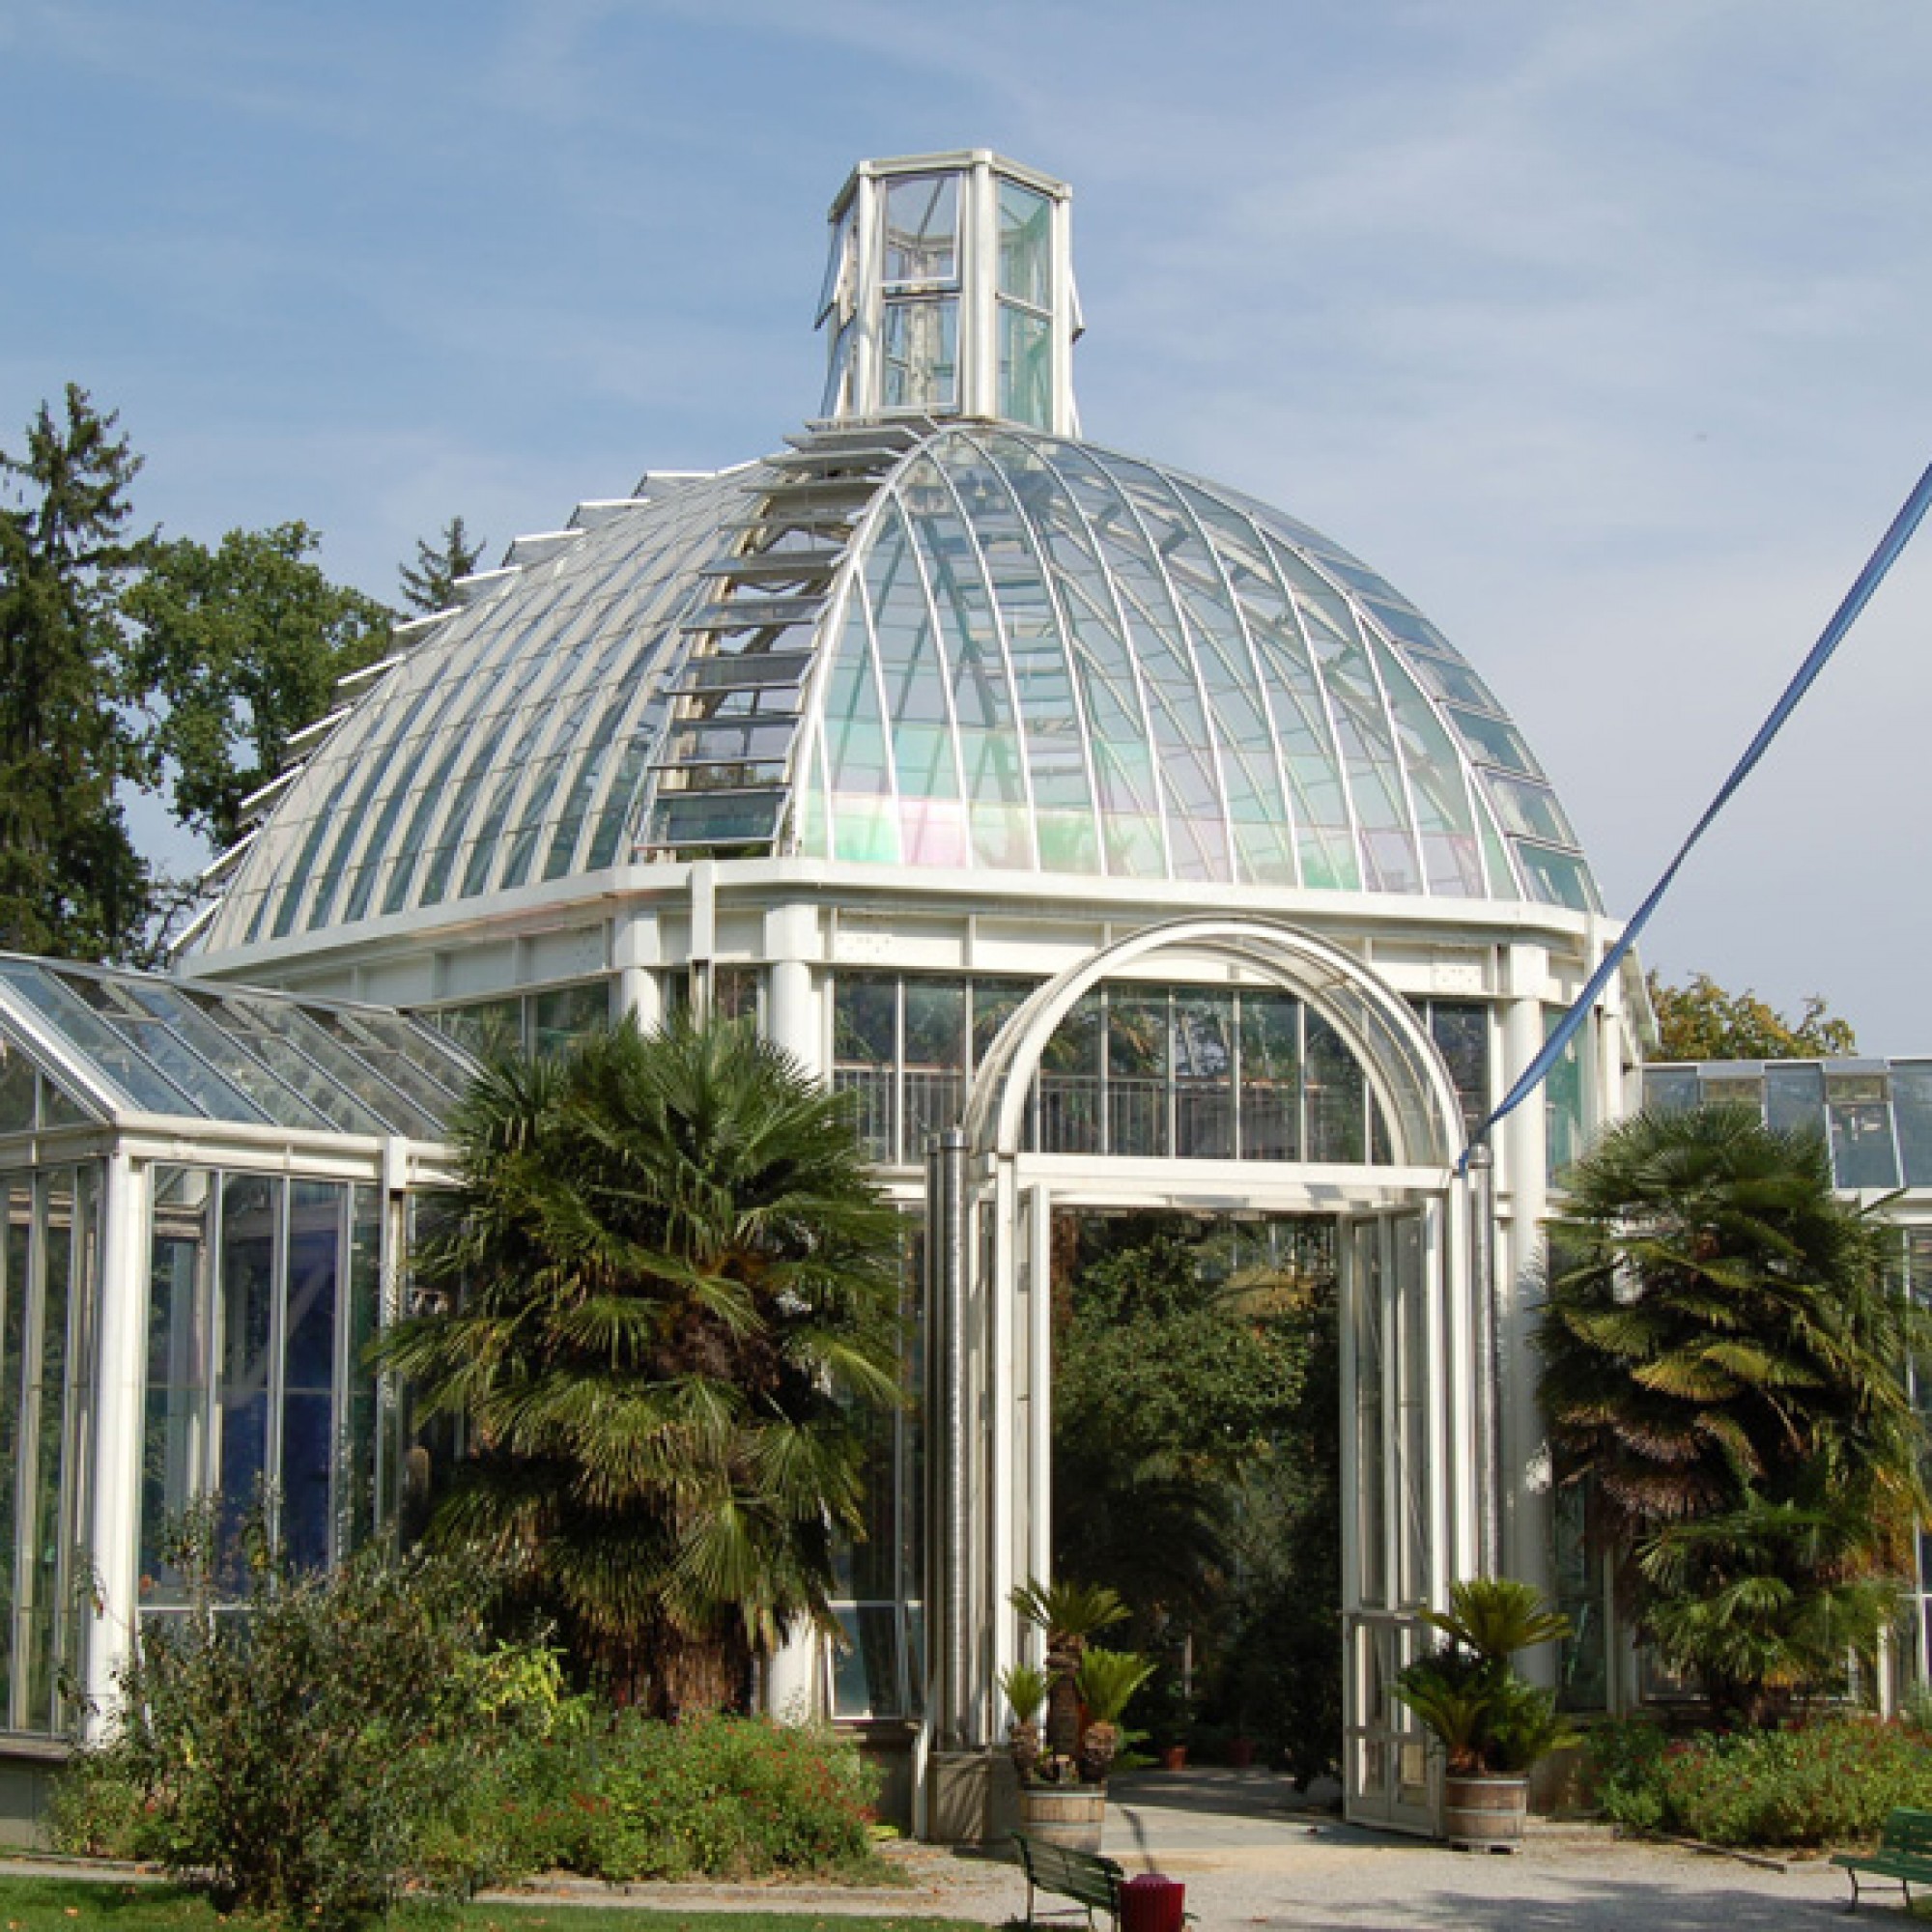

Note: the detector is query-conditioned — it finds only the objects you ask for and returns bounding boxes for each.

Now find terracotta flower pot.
[1160,1745,1188,1771]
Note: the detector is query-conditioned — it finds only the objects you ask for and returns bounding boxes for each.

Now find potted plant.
[1002,1578,1151,1851]
[1393,1577,1578,1851]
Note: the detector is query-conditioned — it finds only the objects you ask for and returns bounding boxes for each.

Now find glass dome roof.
[191,419,1597,959]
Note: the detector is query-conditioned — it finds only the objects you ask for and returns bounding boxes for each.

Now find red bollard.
[1121,1872,1187,1932]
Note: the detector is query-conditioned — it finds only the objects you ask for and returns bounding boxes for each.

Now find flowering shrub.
[536,1711,884,1882]
[1588,1716,1932,1847]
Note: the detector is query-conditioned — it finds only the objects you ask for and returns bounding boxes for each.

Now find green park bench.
[1011,1833,1125,1931]
[1833,1805,1932,1911]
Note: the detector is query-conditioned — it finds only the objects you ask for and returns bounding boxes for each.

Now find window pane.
[1107,992,1168,1157]
[142,1168,213,1607]
[1175,993,1233,1159]
[283,1181,341,1574]
[882,174,957,286]
[996,181,1051,307]
[23,1172,74,1729]
[1426,1003,1489,1140]
[997,304,1052,429]
[1892,1064,1932,1187]
[1307,1013,1366,1163]
[881,298,958,411]
[217,1174,279,1566]
[532,981,610,1059]
[1239,992,1302,1161]
[0,1177,29,1719]
[903,980,965,1156]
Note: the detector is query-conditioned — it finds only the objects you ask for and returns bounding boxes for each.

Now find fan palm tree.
[1537,1103,1927,1715]
[377,1012,904,1718]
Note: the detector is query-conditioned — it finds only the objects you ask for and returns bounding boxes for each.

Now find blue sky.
[4,0,1931,1044]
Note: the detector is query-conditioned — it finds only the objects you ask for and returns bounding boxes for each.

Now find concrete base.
[0,1743,66,1848]
[923,1748,1018,1845]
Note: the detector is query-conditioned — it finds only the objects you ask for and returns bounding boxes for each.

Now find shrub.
[1588,1715,1932,1847]
[561,1712,884,1882]
[55,1513,565,1927]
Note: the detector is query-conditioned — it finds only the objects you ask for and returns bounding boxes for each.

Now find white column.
[1499,949,1555,1632]
[1024,1179,1052,1644]
[613,906,663,1031]
[82,1151,146,1739]
[763,927,824,1720]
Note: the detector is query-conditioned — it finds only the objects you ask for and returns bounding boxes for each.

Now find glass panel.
[341,1185,383,1554]
[1545,1021,1586,1181]
[1426,1002,1489,1141]
[217,1174,279,1562]
[1106,992,1168,1158]
[1515,840,1599,913]
[830,1604,903,1719]
[142,1168,213,1608]
[1641,1066,1700,1115]
[0,1042,34,1135]
[1354,1230,1387,1608]
[1238,992,1301,1161]
[834,973,896,1164]
[972,979,1033,1071]
[881,298,959,412]
[0,962,194,1117]
[0,1176,29,1721]
[1763,1063,1826,1141]
[1892,1064,1932,1187]
[23,1171,73,1729]
[437,998,522,1059]
[714,967,762,1027]
[996,180,1051,307]
[532,981,610,1059]
[882,174,958,287]
[997,304,1052,429]
[1306,1012,1366,1163]
[1174,992,1234,1159]
[902,980,965,1156]
[1038,991,1102,1155]
[1830,1092,1900,1190]
[282,1182,341,1574]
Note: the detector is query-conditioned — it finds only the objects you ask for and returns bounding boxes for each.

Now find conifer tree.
[398,516,486,614]
[0,385,153,960]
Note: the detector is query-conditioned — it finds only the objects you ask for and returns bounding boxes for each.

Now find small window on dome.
[997,181,1051,309]
[882,175,958,288]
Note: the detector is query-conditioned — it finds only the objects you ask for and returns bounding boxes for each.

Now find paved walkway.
[2,1771,1865,1928]
[479,1769,1860,1928]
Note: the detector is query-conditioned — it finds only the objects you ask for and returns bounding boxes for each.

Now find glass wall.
[0,1165,99,1736]
[828,1229,923,1721]
[833,971,1487,1168]
[141,1166,385,1610]
[428,978,611,1060]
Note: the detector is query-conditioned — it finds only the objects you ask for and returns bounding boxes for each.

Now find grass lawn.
[0,1876,992,1931]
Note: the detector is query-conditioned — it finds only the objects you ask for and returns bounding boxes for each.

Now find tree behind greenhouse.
[378,1012,905,1717]
[0,385,153,961]
[1648,970,1856,1062]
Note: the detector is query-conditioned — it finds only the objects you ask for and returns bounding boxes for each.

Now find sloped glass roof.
[0,955,475,1138]
[192,421,1599,961]
[1644,1058,1932,1193]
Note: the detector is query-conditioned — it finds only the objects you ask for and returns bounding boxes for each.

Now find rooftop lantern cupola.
[817,151,1081,435]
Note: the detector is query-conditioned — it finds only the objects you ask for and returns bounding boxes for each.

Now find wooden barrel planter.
[1443,1774,1527,1852]
[1017,1782,1107,1853]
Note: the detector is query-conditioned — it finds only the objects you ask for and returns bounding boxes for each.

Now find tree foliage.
[1649,970,1856,1062]
[127,522,390,849]
[399,514,486,614]
[1538,1104,1927,1719]
[377,1013,904,1718]
[0,384,153,960]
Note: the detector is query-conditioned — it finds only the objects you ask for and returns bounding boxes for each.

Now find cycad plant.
[1007,1577,1147,1785]
[1395,1577,1577,1777]
[377,1012,904,1718]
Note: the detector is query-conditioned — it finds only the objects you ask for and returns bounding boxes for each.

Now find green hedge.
[1588,1716,1932,1847]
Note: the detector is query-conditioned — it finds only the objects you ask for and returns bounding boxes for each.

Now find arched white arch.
[961,914,1466,1168]
[919,913,1489,1845]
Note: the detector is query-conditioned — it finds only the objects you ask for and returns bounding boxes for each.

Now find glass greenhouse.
[0,956,467,1778]
[0,151,1654,1845]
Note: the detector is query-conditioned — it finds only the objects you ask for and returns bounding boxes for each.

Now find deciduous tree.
[126,522,390,850]
[1649,971,1856,1062]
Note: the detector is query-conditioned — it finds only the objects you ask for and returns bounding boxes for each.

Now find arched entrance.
[917,916,1490,1839]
